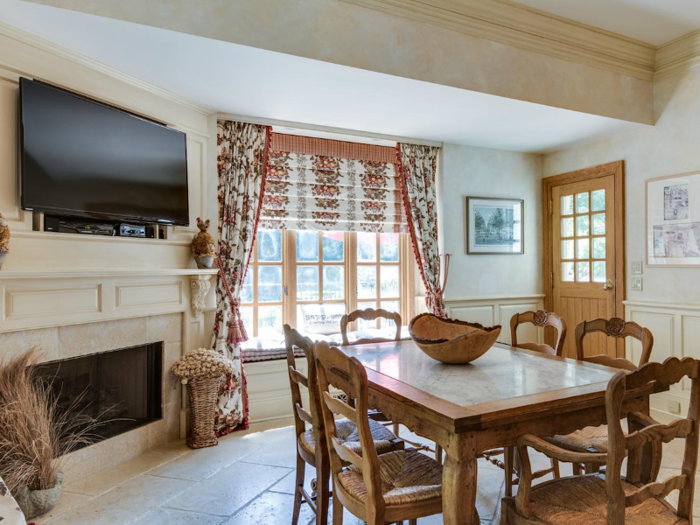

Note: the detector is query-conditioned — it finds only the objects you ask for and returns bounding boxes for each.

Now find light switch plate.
[631,261,643,275]
[631,276,643,291]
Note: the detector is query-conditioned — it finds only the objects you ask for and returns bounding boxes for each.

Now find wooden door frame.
[542,161,625,356]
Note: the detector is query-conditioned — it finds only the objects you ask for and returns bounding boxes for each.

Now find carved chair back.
[340,308,401,346]
[605,357,700,523]
[284,325,322,448]
[510,310,567,356]
[575,318,654,371]
[314,341,387,522]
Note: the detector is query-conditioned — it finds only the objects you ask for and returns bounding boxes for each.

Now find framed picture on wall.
[466,197,524,254]
[647,172,700,266]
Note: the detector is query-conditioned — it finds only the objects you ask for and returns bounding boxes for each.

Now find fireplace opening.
[36,343,163,447]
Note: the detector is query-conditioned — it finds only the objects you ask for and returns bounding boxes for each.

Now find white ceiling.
[514,0,700,46]
[0,0,648,153]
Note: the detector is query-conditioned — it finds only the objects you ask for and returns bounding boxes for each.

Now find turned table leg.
[442,433,480,525]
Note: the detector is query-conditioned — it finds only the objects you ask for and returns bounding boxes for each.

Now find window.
[241,230,412,338]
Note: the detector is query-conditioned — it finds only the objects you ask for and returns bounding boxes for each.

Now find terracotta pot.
[409,313,501,365]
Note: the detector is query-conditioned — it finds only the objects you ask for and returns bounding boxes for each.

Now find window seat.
[241,327,411,363]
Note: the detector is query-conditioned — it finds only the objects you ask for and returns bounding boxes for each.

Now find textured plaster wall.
[26,0,653,124]
[439,143,544,299]
[545,68,700,304]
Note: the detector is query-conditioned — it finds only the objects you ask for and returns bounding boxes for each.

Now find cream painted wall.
[439,143,544,300]
[545,67,700,304]
[26,0,654,125]
[0,26,217,273]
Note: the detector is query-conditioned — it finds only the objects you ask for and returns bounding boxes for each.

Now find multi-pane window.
[355,232,401,330]
[560,189,606,283]
[241,229,410,338]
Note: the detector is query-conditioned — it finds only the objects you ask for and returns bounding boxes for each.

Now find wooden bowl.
[409,313,502,365]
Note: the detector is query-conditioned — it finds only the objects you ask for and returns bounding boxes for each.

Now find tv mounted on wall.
[20,78,189,226]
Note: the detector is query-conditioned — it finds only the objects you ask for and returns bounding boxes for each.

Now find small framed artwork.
[466,197,524,254]
[646,172,700,266]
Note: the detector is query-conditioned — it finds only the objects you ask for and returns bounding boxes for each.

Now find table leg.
[442,433,480,525]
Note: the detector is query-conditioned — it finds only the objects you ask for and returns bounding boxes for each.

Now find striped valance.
[260,134,406,233]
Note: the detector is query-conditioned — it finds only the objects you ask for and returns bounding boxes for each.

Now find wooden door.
[544,162,625,359]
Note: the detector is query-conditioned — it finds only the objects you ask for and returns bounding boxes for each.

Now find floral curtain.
[259,134,405,233]
[211,121,270,436]
[396,143,449,317]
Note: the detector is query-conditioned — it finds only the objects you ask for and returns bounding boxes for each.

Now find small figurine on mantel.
[191,217,215,269]
[0,211,9,270]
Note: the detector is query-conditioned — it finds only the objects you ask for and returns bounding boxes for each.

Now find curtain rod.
[216,113,443,148]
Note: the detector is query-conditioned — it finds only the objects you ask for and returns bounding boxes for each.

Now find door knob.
[603,279,614,291]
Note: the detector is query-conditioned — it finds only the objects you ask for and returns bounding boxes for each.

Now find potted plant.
[0,350,97,519]
[191,218,216,269]
[0,212,9,270]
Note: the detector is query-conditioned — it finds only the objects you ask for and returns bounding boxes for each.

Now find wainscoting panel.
[624,300,700,417]
[5,283,101,321]
[445,295,545,345]
[115,281,183,310]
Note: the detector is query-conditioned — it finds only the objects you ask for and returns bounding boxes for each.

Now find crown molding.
[0,20,215,116]
[655,30,700,81]
[341,0,656,81]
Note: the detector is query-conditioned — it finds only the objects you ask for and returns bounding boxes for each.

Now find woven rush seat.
[524,474,686,525]
[338,449,442,506]
[546,425,610,454]
[299,418,398,456]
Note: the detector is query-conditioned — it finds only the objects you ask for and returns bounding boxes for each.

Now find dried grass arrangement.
[0,349,98,517]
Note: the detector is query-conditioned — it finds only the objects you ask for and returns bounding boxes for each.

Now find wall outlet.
[668,400,682,415]
[631,260,643,275]
[631,276,643,291]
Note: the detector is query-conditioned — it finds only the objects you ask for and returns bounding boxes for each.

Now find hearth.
[36,343,163,446]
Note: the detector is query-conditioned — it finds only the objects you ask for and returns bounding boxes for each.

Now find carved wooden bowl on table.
[408,313,502,364]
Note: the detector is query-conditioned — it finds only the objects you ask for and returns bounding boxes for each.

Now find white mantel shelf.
[0,268,219,280]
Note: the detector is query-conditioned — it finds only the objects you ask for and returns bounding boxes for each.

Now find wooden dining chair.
[545,317,656,476]
[483,310,567,497]
[501,356,700,525]
[313,341,444,525]
[511,309,567,356]
[284,325,403,525]
[340,307,402,346]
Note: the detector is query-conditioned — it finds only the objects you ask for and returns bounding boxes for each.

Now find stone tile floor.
[39,421,698,525]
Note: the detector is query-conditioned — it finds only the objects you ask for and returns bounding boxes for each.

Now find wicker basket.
[186,377,221,449]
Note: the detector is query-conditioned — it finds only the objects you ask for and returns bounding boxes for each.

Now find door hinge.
[549,198,553,215]
[283,285,289,296]
[550,272,554,289]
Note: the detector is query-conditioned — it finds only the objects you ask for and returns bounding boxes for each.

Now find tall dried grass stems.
[0,349,99,493]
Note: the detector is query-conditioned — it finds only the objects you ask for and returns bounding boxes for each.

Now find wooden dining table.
[339,339,658,525]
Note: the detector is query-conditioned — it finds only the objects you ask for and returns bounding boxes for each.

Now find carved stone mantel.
[190,275,213,316]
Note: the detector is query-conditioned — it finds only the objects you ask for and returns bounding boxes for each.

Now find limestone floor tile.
[476,465,506,520]
[131,507,225,525]
[64,451,178,496]
[149,439,261,481]
[42,498,151,525]
[94,473,194,512]
[238,429,299,469]
[35,491,91,522]
[269,464,318,495]
[165,461,290,517]
[150,438,191,457]
[221,491,317,525]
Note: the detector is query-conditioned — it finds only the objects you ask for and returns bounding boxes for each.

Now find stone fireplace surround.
[0,269,217,485]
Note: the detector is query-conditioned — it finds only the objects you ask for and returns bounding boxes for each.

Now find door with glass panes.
[550,168,622,359]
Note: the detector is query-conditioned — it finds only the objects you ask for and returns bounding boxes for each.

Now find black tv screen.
[20,78,189,226]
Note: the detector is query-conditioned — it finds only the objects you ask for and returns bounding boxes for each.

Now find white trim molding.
[340,0,656,81]
[655,30,700,81]
[444,294,546,345]
[623,299,700,417]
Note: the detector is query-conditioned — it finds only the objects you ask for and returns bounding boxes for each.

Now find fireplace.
[36,343,163,446]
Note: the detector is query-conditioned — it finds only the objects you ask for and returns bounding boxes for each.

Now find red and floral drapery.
[259,134,406,233]
[396,143,449,317]
[212,121,271,436]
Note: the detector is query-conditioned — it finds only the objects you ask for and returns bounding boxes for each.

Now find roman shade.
[260,133,405,233]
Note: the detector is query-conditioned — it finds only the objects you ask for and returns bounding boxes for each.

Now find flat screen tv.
[20,78,189,226]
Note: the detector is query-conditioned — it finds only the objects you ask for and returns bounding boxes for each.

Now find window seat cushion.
[241,327,410,363]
